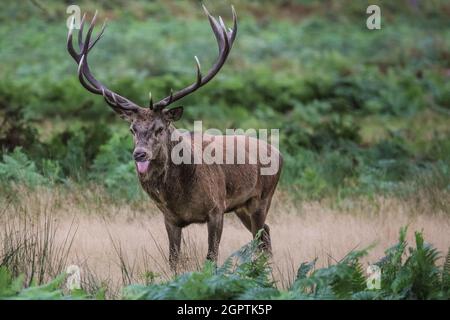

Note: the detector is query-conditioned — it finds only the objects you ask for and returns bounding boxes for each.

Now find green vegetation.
[1,228,449,300]
[1,0,449,203]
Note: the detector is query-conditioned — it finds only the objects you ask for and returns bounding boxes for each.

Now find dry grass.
[1,187,449,297]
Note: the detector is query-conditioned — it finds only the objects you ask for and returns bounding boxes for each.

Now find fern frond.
[442,248,450,292]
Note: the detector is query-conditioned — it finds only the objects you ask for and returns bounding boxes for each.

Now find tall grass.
[0,201,77,286]
[0,186,448,299]
[1,226,448,300]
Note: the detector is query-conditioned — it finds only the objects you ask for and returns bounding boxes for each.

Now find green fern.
[442,249,450,294]
[0,148,45,187]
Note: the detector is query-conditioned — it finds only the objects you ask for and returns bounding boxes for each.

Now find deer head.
[67,6,237,175]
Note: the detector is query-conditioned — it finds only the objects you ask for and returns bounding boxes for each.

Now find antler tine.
[230,5,238,44]
[168,88,174,104]
[68,11,141,113]
[203,5,226,53]
[149,92,154,109]
[67,19,77,61]
[81,10,98,55]
[101,87,124,111]
[152,5,237,110]
[77,55,100,94]
[88,19,107,52]
[77,13,86,51]
[194,56,202,86]
[79,13,109,91]
[218,16,226,33]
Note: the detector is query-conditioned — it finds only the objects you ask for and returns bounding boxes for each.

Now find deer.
[67,6,283,271]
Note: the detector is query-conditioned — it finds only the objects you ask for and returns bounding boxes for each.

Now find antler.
[68,6,237,115]
[151,5,237,111]
[67,11,142,114]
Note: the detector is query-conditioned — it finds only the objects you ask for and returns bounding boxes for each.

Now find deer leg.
[261,223,272,254]
[164,219,182,273]
[206,211,224,263]
[250,206,272,255]
[236,207,271,253]
[235,208,252,233]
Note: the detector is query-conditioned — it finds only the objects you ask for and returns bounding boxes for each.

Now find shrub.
[90,132,145,201]
[45,123,111,180]
[0,81,40,152]
[0,148,45,188]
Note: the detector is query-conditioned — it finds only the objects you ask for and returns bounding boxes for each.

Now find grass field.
[2,187,449,298]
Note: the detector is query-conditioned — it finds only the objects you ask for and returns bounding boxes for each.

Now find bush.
[0,81,40,152]
[90,132,145,201]
[45,123,111,180]
[0,148,46,188]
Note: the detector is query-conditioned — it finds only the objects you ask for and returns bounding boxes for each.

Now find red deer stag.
[67,6,283,271]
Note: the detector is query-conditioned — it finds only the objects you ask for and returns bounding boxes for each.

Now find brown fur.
[129,108,282,270]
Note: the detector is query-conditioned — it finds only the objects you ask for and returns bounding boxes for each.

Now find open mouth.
[136,160,150,174]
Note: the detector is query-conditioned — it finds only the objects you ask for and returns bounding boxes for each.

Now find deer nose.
[133,149,148,162]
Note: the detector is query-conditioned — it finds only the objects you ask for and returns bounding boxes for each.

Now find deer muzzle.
[134,148,151,174]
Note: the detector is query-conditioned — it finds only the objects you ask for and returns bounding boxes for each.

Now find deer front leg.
[164,219,182,273]
[206,211,224,263]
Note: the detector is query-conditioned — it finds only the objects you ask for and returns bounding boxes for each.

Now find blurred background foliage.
[0,0,449,201]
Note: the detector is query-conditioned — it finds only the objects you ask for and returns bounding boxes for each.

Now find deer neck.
[141,125,195,198]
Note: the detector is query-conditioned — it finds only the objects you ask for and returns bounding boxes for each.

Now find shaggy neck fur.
[138,125,196,195]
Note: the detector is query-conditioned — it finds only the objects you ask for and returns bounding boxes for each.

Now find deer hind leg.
[251,208,272,255]
[246,198,272,254]
[206,210,224,263]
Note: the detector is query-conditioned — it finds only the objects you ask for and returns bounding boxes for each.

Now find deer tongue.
[136,160,150,174]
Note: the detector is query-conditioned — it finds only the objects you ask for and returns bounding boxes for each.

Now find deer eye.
[155,127,164,136]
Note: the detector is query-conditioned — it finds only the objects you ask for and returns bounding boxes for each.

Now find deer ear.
[164,106,183,122]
